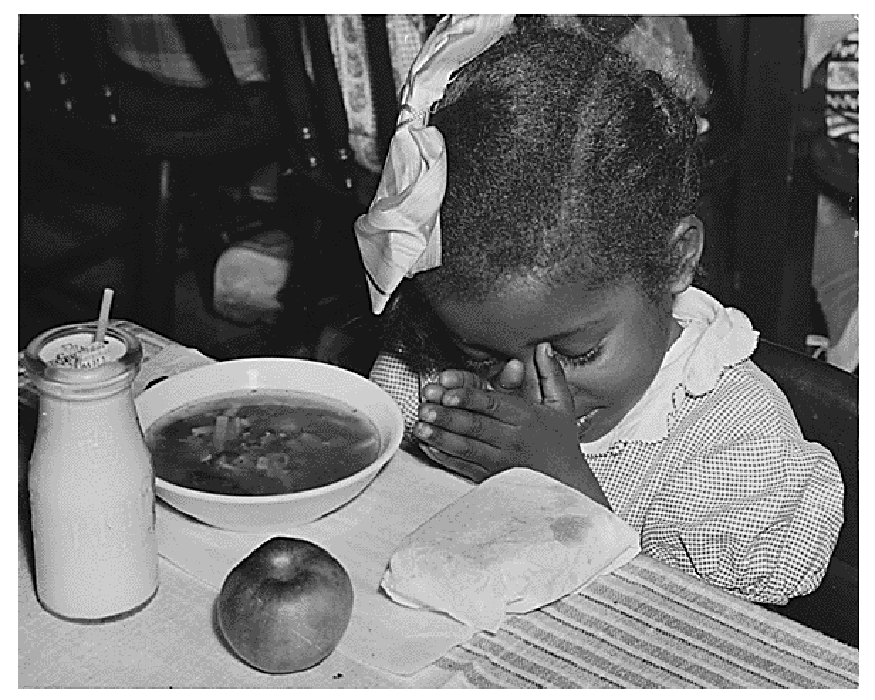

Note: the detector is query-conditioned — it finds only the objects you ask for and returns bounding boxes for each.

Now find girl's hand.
[417,358,525,480]
[417,343,610,507]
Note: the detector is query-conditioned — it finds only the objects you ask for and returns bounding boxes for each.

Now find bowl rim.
[136,357,404,505]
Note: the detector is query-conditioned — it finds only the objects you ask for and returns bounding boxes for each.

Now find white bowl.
[135,358,403,532]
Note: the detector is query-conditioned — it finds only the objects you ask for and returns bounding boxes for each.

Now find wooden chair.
[751,338,858,647]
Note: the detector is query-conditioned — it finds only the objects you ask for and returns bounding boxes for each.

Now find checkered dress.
[369,289,844,605]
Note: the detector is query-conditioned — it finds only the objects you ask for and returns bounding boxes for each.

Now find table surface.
[18,322,860,689]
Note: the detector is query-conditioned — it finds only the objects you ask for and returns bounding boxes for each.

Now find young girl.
[355,16,843,606]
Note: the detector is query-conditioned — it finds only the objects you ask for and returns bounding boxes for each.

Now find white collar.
[580,287,759,452]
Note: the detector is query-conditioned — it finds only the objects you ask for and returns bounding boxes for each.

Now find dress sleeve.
[369,350,421,445]
[368,351,473,474]
[639,369,845,605]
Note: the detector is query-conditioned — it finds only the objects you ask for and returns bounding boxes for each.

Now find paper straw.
[93,288,114,344]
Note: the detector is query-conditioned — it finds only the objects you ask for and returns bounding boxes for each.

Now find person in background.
[801,14,858,373]
[107,14,427,204]
[108,14,267,87]
[107,14,428,328]
[359,15,843,606]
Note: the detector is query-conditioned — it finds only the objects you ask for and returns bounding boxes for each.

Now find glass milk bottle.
[24,322,158,621]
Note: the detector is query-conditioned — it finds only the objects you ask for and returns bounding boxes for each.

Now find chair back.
[751,338,858,568]
[19,14,280,164]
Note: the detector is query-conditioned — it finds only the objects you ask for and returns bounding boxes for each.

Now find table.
[18,322,860,688]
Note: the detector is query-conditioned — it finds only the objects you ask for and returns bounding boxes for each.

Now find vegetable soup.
[146,390,381,496]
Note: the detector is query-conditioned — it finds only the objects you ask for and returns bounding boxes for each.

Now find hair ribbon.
[354,14,516,314]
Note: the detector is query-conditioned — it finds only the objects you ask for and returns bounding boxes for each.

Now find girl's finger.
[437,387,525,425]
[421,382,446,403]
[415,420,504,471]
[438,369,488,390]
[419,443,491,483]
[495,359,525,393]
[521,353,543,404]
[422,368,485,402]
[535,342,575,412]
[420,401,510,447]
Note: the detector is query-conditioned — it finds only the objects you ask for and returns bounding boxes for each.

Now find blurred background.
[18,14,858,376]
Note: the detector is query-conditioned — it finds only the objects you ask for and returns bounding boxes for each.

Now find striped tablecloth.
[434,555,857,688]
[18,322,859,689]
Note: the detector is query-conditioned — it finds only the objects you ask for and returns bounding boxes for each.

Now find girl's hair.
[381,16,701,375]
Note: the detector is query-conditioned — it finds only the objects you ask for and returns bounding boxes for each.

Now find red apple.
[217,537,354,674]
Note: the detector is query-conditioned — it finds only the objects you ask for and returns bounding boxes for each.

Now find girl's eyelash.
[463,355,499,373]
[556,344,603,368]
[461,344,603,372]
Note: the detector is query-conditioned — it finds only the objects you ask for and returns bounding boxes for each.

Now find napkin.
[381,468,641,633]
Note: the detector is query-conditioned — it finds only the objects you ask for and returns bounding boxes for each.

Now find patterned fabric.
[108,14,426,172]
[369,351,422,444]
[434,555,858,689]
[328,15,426,173]
[824,31,858,144]
[107,14,267,86]
[368,288,844,605]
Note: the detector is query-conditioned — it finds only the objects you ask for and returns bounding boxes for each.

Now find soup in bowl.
[135,358,404,532]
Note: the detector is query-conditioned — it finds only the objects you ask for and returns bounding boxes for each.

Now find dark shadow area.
[765,560,858,648]
[751,338,858,648]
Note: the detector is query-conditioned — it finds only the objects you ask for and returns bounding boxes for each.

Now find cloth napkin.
[381,468,641,633]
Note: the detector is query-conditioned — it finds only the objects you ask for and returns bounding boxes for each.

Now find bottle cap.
[25,323,143,393]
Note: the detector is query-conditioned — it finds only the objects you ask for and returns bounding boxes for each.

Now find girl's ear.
[668,215,704,295]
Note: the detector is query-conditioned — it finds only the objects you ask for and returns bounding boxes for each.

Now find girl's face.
[430,278,681,441]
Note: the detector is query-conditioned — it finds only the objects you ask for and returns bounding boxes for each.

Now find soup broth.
[146,390,381,496]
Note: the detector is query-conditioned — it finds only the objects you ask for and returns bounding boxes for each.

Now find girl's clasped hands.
[415,342,588,486]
